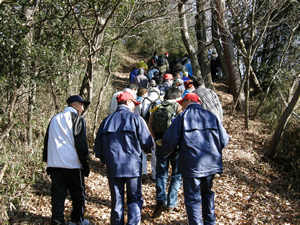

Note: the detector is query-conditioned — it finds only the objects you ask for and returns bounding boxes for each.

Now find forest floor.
[10,54,300,225]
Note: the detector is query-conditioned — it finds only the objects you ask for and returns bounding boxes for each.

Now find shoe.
[152,203,165,218]
[68,219,90,225]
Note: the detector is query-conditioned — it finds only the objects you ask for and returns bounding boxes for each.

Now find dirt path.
[11,55,300,225]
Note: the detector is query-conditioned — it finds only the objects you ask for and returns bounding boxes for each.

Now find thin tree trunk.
[92,43,115,138]
[268,78,300,157]
[212,0,245,109]
[178,0,204,85]
[195,0,213,88]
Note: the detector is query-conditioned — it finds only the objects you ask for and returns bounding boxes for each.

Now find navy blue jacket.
[161,103,229,178]
[94,105,154,177]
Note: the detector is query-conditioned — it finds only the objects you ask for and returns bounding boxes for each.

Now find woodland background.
[0,0,299,224]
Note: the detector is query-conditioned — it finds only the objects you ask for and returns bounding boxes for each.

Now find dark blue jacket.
[94,105,154,177]
[161,103,229,178]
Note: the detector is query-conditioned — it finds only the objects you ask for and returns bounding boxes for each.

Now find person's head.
[138,68,145,76]
[164,52,169,58]
[165,87,182,100]
[66,95,90,115]
[174,78,183,87]
[150,79,157,87]
[191,76,204,89]
[184,80,194,90]
[174,72,181,79]
[127,83,138,95]
[117,91,140,112]
[163,73,173,81]
[137,88,148,97]
[177,93,201,110]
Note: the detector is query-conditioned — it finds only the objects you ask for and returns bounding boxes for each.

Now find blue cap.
[66,95,90,106]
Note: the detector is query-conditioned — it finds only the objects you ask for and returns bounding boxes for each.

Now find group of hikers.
[43,51,229,225]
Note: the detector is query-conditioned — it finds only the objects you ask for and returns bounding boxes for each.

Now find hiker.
[157,53,169,75]
[109,83,138,114]
[172,77,185,95]
[135,87,150,181]
[43,95,90,225]
[149,87,183,217]
[147,67,159,81]
[134,68,149,89]
[158,73,174,97]
[137,84,161,181]
[94,91,155,225]
[193,78,223,122]
[181,54,193,78]
[210,50,222,82]
[149,51,159,68]
[182,80,195,97]
[129,67,140,84]
[160,93,229,225]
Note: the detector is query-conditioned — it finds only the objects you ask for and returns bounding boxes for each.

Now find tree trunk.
[80,54,93,106]
[195,0,213,88]
[178,0,204,85]
[211,0,245,109]
[268,78,300,157]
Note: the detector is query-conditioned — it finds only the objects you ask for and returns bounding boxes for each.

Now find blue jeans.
[108,177,143,225]
[183,175,216,225]
[156,152,182,208]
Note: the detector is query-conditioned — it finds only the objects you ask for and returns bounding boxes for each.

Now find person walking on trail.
[134,68,149,89]
[135,87,150,182]
[182,80,195,98]
[160,93,229,225]
[138,84,161,181]
[94,91,155,225]
[149,87,183,217]
[43,95,91,225]
[109,83,138,114]
[158,73,174,97]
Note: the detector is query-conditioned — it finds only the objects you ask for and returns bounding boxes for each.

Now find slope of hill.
[8,55,300,225]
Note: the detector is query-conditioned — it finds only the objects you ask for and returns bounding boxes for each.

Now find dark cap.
[67,95,90,107]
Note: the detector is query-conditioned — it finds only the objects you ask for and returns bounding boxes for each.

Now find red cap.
[117,92,140,106]
[163,73,173,80]
[184,80,193,88]
[164,52,169,57]
[177,93,201,105]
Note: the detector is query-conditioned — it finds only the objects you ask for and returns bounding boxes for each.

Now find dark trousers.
[183,175,216,225]
[108,177,143,225]
[49,168,85,225]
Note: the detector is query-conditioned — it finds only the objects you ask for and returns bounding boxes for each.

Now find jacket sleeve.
[137,117,155,154]
[160,114,182,158]
[217,119,229,150]
[73,117,90,168]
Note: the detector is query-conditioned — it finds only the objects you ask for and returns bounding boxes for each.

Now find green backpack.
[151,101,177,139]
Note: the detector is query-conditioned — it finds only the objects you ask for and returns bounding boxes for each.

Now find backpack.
[157,55,166,67]
[151,101,177,139]
[140,91,161,122]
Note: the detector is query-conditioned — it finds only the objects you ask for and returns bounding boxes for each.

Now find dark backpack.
[151,101,177,139]
[157,55,166,67]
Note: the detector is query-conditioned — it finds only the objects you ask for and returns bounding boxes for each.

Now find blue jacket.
[94,105,155,178]
[161,103,229,178]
